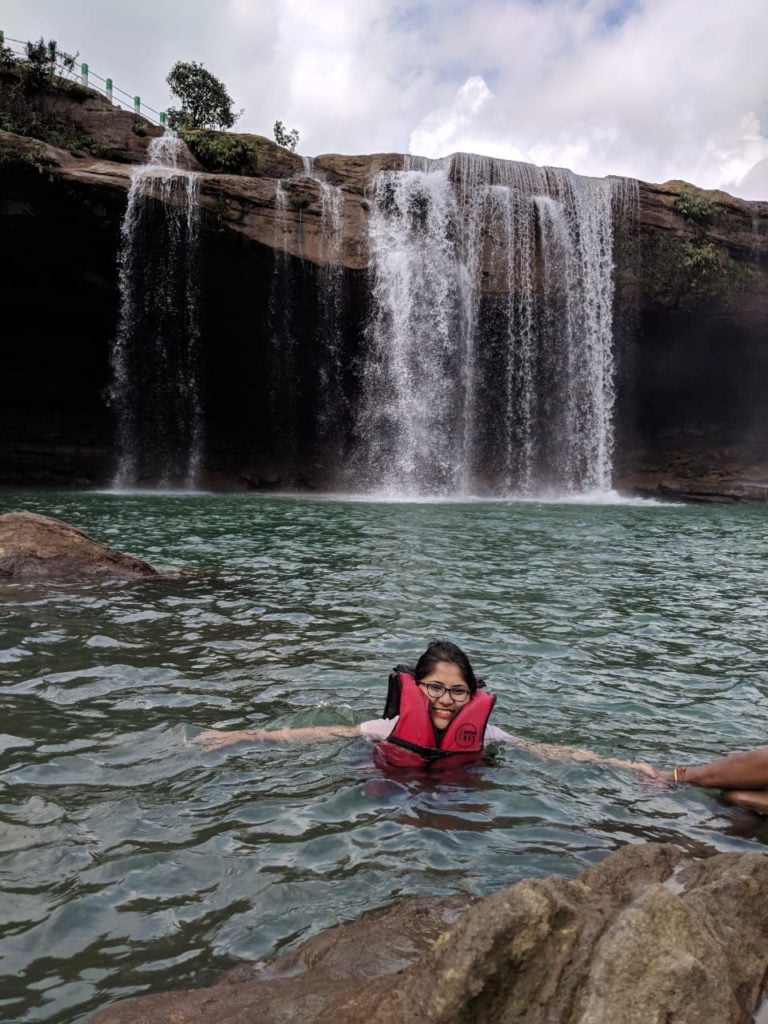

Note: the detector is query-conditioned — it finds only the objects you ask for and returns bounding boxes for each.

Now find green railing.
[0,31,167,125]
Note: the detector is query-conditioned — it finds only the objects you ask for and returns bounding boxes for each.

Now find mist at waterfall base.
[111,137,638,498]
[2,490,768,1023]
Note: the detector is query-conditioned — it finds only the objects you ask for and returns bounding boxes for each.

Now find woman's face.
[418,660,471,732]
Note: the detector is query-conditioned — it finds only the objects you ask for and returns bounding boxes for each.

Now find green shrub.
[59,80,93,102]
[641,229,758,312]
[673,191,717,224]
[182,129,258,175]
[682,241,721,275]
[0,80,105,154]
[0,46,17,71]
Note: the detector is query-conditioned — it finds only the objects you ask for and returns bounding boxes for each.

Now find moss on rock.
[640,228,758,311]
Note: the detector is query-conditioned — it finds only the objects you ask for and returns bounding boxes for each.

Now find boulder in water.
[86,842,768,1023]
[0,511,159,579]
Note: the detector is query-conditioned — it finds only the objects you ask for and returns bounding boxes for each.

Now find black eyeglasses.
[419,682,471,703]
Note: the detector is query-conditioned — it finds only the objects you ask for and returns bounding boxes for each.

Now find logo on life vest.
[455,724,477,748]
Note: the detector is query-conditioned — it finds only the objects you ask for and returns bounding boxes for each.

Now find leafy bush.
[682,241,721,274]
[0,45,17,71]
[182,129,258,174]
[673,191,717,224]
[58,80,92,102]
[20,38,55,90]
[166,61,240,130]
[0,69,105,155]
[641,229,758,312]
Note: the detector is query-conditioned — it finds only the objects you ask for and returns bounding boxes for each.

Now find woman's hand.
[630,761,666,781]
[194,728,262,751]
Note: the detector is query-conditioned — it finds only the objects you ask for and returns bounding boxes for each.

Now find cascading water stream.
[300,158,347,453]
[355,154,637,497]
[111,131,203,489]
[354,167,467,495]
[265,159,347,472]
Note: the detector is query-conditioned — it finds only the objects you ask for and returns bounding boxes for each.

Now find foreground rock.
[0,512,159,579]
[88,896,467,1024]
[89,842,768,1024]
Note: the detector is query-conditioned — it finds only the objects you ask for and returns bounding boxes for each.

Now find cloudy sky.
[5,0,768,198]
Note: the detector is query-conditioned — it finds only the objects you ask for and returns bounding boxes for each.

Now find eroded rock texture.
[87,843,768,1024]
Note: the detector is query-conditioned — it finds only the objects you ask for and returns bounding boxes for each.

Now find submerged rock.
[87,842,768,1024]
[0,511,159,579]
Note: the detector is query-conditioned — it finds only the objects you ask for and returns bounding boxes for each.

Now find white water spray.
[355,154,637,497]
[111,131,203,489]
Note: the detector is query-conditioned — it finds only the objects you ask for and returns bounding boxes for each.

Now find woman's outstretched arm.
[195,725,361,751]
[499,732,658,778]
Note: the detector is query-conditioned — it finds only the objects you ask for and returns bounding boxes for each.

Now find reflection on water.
[0,491,767,1023]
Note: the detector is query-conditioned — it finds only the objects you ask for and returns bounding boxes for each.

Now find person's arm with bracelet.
[659,748,768,812]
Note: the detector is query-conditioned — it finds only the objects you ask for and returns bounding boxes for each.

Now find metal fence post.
[81,62,88,86]
[134,96,140,115]
[159,111,167,126]
[0,31,5,48]
[106,78,113,103]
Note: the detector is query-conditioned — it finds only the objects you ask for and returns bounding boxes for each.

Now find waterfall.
[353,168,467,494]
[354,154,636,496]
[111,131,203,489]
[265,179,299,463]
[264,160,347,475]
[299,159,347,457]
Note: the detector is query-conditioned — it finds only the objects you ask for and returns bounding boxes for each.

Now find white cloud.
[403,0,768,197]
[3,0,768,197]
[409,75,492,158]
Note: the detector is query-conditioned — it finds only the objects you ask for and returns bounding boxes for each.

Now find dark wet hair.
[413,640,480,693]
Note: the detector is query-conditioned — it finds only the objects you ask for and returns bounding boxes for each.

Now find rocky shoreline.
[87,842,768,1024]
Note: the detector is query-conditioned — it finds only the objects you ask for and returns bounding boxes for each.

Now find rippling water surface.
[2,490,768,1023]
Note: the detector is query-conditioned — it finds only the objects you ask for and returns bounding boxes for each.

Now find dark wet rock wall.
[0,82,767,496]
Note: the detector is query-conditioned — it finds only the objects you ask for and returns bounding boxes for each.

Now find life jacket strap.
[385,735,451,761]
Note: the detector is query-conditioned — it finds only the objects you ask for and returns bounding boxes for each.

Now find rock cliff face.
[1,80,766,497]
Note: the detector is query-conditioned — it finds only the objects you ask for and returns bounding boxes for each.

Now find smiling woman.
[195,640,658,778]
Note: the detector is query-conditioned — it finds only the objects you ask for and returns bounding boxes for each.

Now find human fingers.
[635,764,676,789]
[194,730,239,751]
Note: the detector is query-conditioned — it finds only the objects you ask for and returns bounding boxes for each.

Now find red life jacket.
[374,668,495,769]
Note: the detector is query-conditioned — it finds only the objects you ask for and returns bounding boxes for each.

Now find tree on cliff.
[273,120,300,151]
[166,61,240,131]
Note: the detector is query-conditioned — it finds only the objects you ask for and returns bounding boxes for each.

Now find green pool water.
[1,490,767,1023]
